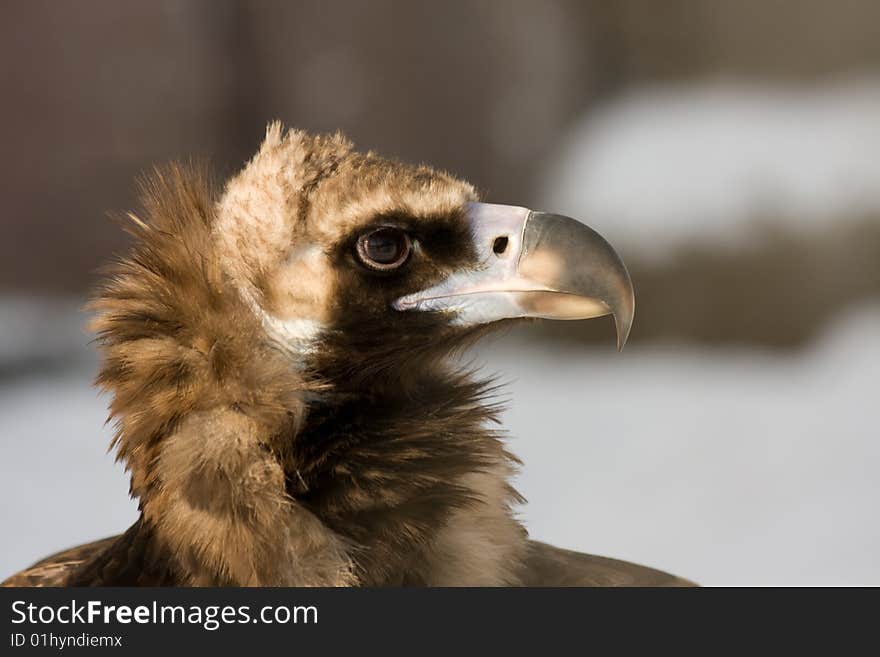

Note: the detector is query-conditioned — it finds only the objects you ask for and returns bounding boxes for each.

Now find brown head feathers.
[85,124,527,586]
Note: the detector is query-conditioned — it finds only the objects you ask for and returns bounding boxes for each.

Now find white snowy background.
[540,79,880,257]
[2,81,879,585]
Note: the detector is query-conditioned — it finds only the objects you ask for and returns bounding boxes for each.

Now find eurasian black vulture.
[3,125,691,587]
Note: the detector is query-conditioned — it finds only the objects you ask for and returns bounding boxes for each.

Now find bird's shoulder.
[3,535,695,587]
[1,536,119,587]
[3,519,180,587]
[521,540,696,587]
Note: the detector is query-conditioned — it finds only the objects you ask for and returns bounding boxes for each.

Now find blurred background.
[1,0,878,585]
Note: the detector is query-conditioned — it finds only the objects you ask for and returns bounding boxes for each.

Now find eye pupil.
[366,231,402,263]
[356,227,411,270]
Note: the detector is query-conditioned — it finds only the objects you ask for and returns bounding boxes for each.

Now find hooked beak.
[393,202,635,349]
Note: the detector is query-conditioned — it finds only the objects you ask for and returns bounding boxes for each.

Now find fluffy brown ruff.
[83,163,525,586]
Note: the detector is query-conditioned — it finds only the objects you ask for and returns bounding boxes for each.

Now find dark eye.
[355,227,412,271]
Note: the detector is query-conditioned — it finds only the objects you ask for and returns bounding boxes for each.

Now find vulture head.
[214,126,633,381]
[74,124,642,587]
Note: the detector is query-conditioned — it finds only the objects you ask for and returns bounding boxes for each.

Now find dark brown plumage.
[3,125,692,587]
[3,536,692,587]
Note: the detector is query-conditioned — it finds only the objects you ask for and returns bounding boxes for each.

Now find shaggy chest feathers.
[84,163,526,587]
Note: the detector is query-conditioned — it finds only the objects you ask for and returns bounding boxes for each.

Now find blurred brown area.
[595,0,880,83]
[2,0,879,345]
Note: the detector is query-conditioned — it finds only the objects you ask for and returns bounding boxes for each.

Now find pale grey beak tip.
[524,211,635,351]
[613,270,635,352]
[615,305,634,352]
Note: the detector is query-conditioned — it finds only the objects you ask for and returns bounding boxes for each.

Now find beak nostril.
[492,236,509,256]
